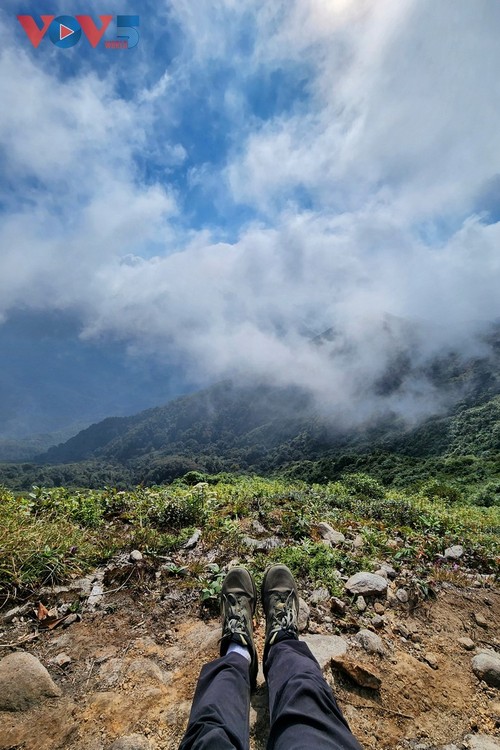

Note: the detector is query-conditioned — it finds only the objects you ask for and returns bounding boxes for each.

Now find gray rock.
[424,652,439,669]
[374,568,388,579]
[108,734,154,750]
[51,652,72,668]
[251,519,267,535]
[62,613,80,628]
[129,549,143,562]
[298,597,310,632]
[396,588,409,604]
[440,745,460,750]
[302,635,348,669]
[331,597,346,616]
[474,612,488,629]
[379,562,397,579]
[472,652,500,687]
[464,735,500,750]
[87,582,104,610]
[356,595,367,613]
[354,629,385,655]
[0,652,61,710]
[444,545,464,560]
[317,522,345,546]
[458,637,475,651]
[352,534,364,549]
[0,602,33,623]
[371,615,384,629]
[310,587,330,605]
[183,530,201,549]
[243,535,281,551]
[345,572,388,597]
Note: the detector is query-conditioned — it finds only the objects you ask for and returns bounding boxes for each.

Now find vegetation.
[1,472,498,599]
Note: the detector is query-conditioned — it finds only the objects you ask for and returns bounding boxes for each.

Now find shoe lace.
[222,593,251,642]
[269,591,297,634]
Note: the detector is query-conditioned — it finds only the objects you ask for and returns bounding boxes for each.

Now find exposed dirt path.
[1,582,499,750]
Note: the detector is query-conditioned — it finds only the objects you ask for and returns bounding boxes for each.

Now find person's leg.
[179,567,258,750]
[179,651,251,750]
[262,565,363,750]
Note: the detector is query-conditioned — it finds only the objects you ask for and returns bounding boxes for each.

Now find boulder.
[331,656,382,690]
[472,652,500,687]
[302,635,348,669]
[354,629,385,655]
[345,572,388,597]
[0,652,61,710]
[317,522,345,546]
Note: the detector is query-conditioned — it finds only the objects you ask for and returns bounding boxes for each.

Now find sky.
[1,0,500,439]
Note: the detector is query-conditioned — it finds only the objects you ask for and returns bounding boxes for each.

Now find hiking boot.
[220,567,258,688]
[261,564,299,660]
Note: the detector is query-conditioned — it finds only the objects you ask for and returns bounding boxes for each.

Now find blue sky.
[1,0,500,439]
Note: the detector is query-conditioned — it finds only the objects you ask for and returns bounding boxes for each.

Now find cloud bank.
[1,0,499,429]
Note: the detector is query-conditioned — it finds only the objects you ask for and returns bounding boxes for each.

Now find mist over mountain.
[1,319,497,491]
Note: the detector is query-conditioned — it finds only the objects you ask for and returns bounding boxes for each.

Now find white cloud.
[1,0,499,429]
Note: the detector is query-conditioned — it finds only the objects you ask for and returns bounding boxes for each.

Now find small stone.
[354,629,385,655]
[183,530,201,549]
[129,549,143,562]
[444,545,464,561]
[374,568,388,579]
[379,562,397,579]
[464,734,500,750]
[331,656,382,690]
[52,652,72,668]
[393,622,410,639]
[374,602,385,615]
[371,615,384,629]
[331,597,346,616]
[87,583,104,610]
[0,602,33,623]
[0,652,61,710]
[345,572,388,597]
[473,612,488,629]
[108,734,154,750]
[472,652,500,687]
[458,637,475,651]
[310,587,330,605]
[298,597,310,632]
[424,652,439,669]
[62,613,80,628]
[352,534,364,549]
[317,522,345,546]
[356,596,367,613]
[396,588,409,604]
[251,519,266,535]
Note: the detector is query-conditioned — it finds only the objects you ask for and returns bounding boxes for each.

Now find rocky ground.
[0,544,499,750]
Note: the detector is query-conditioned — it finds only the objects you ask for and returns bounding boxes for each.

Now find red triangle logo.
[60,23,74,40]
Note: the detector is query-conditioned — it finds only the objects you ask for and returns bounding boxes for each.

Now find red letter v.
[76,15,113,48]
[17,15,54,48]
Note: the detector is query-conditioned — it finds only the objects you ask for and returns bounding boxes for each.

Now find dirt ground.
[0,580,499,750]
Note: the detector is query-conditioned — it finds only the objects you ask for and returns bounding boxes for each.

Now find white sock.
[227,642,251,662]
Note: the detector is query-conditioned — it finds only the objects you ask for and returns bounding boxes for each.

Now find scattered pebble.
[371,615,384,629]
[473,612,488,629]
[396,588,409,604]
[424,652,439,670]
[458,637,475,651]
[356,595,367,613]
[354,629,385,655]
[331,597,346,616]
[374,602,385,615]
[52,652,72,668]
[298,597,310,632]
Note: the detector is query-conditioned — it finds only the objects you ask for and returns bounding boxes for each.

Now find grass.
[0,472,498,599]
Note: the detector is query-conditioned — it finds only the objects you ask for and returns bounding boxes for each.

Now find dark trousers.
[179,640,363,750]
